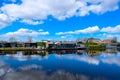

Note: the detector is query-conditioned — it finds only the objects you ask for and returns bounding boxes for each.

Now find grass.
[0,47,37,51]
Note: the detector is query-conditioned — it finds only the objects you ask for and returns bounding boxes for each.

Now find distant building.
[45,41,76,49]
[45,41,54,48]
[101,39,118,49]
[101,39,113,44]
[24,42,37,48]
[83,37,101,43]
[45,40,86,50]
[76,41,86,49]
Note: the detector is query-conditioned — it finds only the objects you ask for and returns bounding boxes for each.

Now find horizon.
[0,0,120,41]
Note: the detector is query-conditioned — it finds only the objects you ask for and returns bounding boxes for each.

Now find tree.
[9,37,16,42]
[9,37,17,47]
[37,42,46,47]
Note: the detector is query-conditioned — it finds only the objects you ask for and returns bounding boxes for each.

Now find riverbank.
[0,47,87,51]
[0,48,44,51]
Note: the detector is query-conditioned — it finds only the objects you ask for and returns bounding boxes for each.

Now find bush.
[37,42,46,47]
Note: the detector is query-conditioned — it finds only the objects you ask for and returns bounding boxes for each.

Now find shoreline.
[0,48,45,51]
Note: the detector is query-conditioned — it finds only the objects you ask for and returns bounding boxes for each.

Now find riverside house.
[0,41,37,48]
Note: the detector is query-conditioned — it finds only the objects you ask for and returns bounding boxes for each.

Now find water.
[0,49,120,80]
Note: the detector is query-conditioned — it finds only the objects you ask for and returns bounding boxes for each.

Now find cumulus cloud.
[98,33,120,41]
[0,28,49,38]
[21,19,44,25]
[56,31,74,35]
[60,35,74,41]
[0,14,14,29]
[61,36,66,39]
[106,34,120,39]
[0,0,119,27]
[56,26,100,35]
[88,0,119,14]
[76,26,100,34]
[101,25,120,33]
[102,58,120,66]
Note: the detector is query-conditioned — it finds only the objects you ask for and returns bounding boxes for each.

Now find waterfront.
[0,49,120,80]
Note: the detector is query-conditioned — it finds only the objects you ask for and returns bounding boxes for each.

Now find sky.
[0,0,120,42]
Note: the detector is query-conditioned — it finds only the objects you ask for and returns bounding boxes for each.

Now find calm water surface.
[0,49,120,80]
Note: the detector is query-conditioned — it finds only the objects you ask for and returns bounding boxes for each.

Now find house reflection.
[0,49,119,57]
[105,49,117,54]
[86,50,102,57]
[48,50,87,55]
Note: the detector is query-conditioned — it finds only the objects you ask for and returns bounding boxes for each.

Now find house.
[0,41,17,48]
[101,39,118,49]
[45,41,54,48]
[76,41,86,49]
[83,37,101,43]
[24,42,37,48]
[46,41,76,49]
[101,39,113,44]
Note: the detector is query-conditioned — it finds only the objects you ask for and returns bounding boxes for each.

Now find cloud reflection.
[3,69,107,80]
[0,61,107,80]
[18,64,42,71]
[0,61,11,78]
[2,53,120,80]
[102,58,120,66]
[59,54,100,65]
[6,54,42,61]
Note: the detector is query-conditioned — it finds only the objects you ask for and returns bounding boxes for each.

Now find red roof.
[101,40,113,44]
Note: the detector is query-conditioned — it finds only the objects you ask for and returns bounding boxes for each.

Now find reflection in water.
[3,69,107,80]
[0,49,120,80]
[0,48,118,56]
[49,50,85,54]
[105,49,117,54]
[0,60,108,80]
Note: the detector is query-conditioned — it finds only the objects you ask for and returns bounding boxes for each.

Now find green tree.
[37,42,46,47]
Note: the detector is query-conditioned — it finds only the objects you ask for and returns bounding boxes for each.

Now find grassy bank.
[86,43,106,50]
[0,48,38,51]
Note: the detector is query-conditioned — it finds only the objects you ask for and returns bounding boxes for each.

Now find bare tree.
[27,36,32,42]
[9,37,17,48]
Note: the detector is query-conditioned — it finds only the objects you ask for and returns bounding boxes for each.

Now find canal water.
[0,49,120,80]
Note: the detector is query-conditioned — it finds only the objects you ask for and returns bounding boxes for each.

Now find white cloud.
[0,14,14,29]
[38,29,44,32]
[88,0,119,14]
[76,26,100,34]
[1,0,80,21]
[61,36,66,39]
[60,35,74,41]
[97,32,120,41]
[101,25,120,33]
[56,31,75,35]
[21,19,44,25]
[56,26,100,35]
[0,0,119,27]
[1,28,49,38]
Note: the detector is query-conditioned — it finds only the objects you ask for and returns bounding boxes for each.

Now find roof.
[101,39,113,43]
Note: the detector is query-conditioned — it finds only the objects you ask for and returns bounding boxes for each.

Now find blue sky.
[0,0,120,41]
